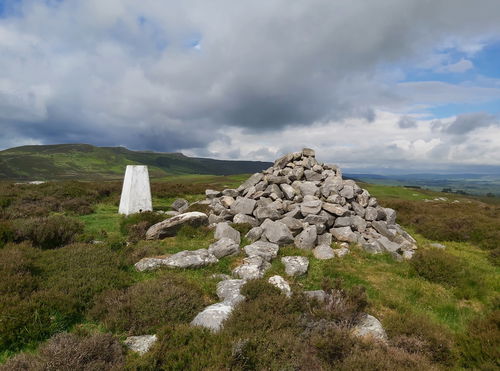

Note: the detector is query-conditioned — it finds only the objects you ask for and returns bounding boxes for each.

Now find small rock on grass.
[124,335,157,355]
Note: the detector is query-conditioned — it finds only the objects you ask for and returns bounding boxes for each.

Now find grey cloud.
[398,116,417,129]
[444,112,498,135]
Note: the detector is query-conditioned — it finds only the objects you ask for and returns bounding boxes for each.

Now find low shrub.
[0,243,38,297]
[186,203,211,214]
[457,310,500,369]
[119,211,164,241]
[410,248,486,299]
[14,215,84,249]
[384,311,455,366]
[176,224,212,240]
[89,273,205,334]
[0,220,14,248]
[0,332,124,371]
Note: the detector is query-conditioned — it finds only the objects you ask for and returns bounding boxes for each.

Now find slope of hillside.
[0,144,271,180]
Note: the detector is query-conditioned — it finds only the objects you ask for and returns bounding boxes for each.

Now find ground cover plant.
[0,179,498,369]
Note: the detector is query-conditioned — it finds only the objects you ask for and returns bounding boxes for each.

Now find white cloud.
[436,58,474,73]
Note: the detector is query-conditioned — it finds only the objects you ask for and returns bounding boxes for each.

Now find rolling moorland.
[0,173,498,370]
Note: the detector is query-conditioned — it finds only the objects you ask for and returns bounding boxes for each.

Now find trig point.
[119,165,153,215]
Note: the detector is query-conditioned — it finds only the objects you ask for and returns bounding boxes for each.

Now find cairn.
[206,148,417,260]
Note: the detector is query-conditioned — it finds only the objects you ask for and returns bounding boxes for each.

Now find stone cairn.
[131,148,414,342]
[206,147,417,260]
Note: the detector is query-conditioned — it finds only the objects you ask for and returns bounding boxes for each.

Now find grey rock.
[357,190,370,207]
[163,249,219,268]
[313,244,335,260]
[191,302,235,332]
[300,197,322,216]
[302,148,316,157]
[334,216,353,228]
[280,183,296,199]
[362,241,383,254]
[402,250,415,260]
[268,275,292,297]
[222,189,239,197]
[262,220,294,245]
[205,189,222,199]
[290,166,305,181]
[134,257,166,272]
[304,214,328,226]
[208,238,240,258]
[165,211,180,217]
[376,236,401,253]
[351,215,367,232]
[233,213,258,227]
[333,247,350,257]
[216,279,246,304]
[331,226,357,243]
[274,153,294,169]
[279,217,304,232]
[304,169,324,181]
[339,185,354,199]
[351,202,366,218]
[298,181,319,197]
[294,225,317,249]
[245,226,263,242]
[317,232,332,246]
[171,199,189,212]
[146,212,208,239]
[237,173,264,192]
[124,335,157,355]
[371,220,394,239]
[384,208,397,226]
[230,197,256,216]
[322,203,347,216]
[244,241,279,261]
[368,197,378,207]
[267,175,289,184]
[281,256,309,277]
[220,196,235,208]
[353,314,387,342]
[215,222,241,244]
[365,207,378,221]
[375,207,387,221]
[233,256,271,279]
[253,205,281,221]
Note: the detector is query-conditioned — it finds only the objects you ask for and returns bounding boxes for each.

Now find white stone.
[119,165,152,215]
[268,275,292,297]
[124,335,157,355]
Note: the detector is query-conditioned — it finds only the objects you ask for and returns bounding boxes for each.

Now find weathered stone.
[222,189,239,197]
[230,197,256,216]
[362,241,383,254]
[290,166,304,181]
[279,217,304,232]
[134,257,165,272]
[191,302,234,332]
[220,196,235,208]
[384,208,397,226]
[268,275,292,297]
[233,256,271,279]
[322,203,347,216]
[375,207,387,221]
[304,169,324,181]
[353,314,387,342]
[280,183,296,199]
[281,256,309,276]
[357,190,370,207]
[303,214,328,226]
[351,202,366,218]
[244,240,279,261]
[274,153,294,169]
[146,212,208,239]
[233,213,258,227]
[294,225,317,249]
[124,335,157,355]
[237,173,264,192]
[300,197,322,216]
[253,205,281,221]
[298,181,319,197]
[163,249,218,268]
[208,238,240,258]
[216,279,246,304]
[215,222,241,244]
[365,207,378,221]
[334,216,353,228]
[317,232,332,246]
[333,247,350,257]
[302,148,315,157]
[339,185,354,199]
[171,198,189,212]
[376,236,401,253]
[205,189,221,199]
[245,226,263,242]
[351,215,367,232]
[313,244,335,260]
[371,220,394,239]
[262,220,294,245]
[330,226,357,243]
[402,250,415,260]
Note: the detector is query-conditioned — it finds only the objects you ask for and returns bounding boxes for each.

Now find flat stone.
[163,249,219,268]
[233,256,271,280]
[124,335,157,355]
[268,275,292,297]
[322,203,347,216]
[191,302,235,332]
[313,244,335,260]
[146,212,208,239]
[171,199,189,212]
[206,189,222,199]
[279,217,304,232]
[237,173,264,192]
[134,257,166,272]
[233,213,258,227]
[281,256,309,277]
[371,221,394,239]
[222,189,239,197]
[302,148,315,157]
[230,197,256,215]
[215,222,241,244]
[334,216,353,228]
[351,215,367,232]
[300,197,322,216]
[304,169,324,181]
[245,226,263,242]
[244,241,279,261]
[351,202,366,218]
[375,236,401,253]
[294,225,317,249]
[216,279,246,304]
[330,226,357,243]
[362,241,383,254]
[208,238,240,259]
[253,205,281,221]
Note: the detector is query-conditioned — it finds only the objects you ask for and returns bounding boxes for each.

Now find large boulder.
[214,222,241,244]
[146,212,208,240]
[261,220,294,245]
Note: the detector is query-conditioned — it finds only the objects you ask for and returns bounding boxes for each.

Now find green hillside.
[0,144,271,180]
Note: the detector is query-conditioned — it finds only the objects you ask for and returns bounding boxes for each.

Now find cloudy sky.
[1,0,500,173]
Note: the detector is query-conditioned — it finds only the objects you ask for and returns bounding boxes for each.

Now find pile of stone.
[205,148,417,260]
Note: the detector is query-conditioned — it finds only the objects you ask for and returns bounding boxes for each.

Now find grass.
[0,178,498,369]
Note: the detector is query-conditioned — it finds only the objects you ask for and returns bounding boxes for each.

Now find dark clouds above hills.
[1,0,500,171]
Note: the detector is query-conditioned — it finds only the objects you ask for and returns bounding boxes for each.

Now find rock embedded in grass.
[124,335,157,355]
[146,212,208,239]
[281,256,309,277]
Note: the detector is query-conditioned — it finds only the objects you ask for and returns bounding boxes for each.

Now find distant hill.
[0,144,272,180]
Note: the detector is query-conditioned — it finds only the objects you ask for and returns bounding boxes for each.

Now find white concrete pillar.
[119,165,153,215]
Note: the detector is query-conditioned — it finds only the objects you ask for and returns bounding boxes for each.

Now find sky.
[1,0,500,173]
